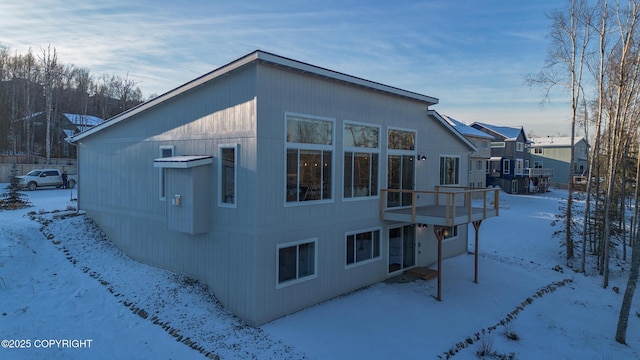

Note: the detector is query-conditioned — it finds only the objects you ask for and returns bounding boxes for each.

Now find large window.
[159,145,174,200]
[387,128,416,208]
[277,239,317,287]
[346,228,381,267]
[344,122,379,199]
[219,145,237,207]
[439,156,460,185]
[286,114,334,203]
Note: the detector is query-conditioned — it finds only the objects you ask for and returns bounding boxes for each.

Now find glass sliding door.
[388,225,415,273]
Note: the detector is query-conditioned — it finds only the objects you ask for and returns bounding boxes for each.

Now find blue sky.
[1,0,572,136]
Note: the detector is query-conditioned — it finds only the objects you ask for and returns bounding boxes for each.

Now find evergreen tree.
[0,164,31,209]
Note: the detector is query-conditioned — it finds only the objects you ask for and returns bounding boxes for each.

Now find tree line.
[527,0,640,344]
[0,44,146,162]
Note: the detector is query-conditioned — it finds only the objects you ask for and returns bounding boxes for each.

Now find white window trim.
[439,154,461,186]
[516,142,524,152]
[159,145,175,201]
[344,227,383,269]
[276,238,318,289]
[284,112,335,207]
[491,142,506,148]
[218,144,238,208]
[343,120,381,201]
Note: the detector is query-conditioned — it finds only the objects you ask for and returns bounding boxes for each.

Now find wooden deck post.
[472,220,483,284]
[433,225,445,301]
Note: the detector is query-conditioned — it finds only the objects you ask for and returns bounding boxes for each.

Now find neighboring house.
[471,122,553,194]
[69,50,498,326]
[442,115,492,189]
[18,112,104,158]
[530,136,589,187]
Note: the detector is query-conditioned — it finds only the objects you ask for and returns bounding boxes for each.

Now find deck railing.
[380,186,500,225]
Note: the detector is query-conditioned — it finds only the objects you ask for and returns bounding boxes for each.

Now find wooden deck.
[380,187,500,226]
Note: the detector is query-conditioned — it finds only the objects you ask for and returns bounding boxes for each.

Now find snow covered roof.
[472,122,525,141]
[63,113,104,127]
[442,115,494,139]
[153,155,213,168]
[530,136,586,147]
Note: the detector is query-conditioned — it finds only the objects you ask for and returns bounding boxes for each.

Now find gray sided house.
[69,50,498,326]
[470,122,553,194]
[530,136,589,188]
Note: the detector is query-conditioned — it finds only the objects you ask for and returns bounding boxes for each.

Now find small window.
[442,226,458,240]
[159,145,174,200]
[534,148,543,154]
[503,159,510,175]
[491,142,505,148]
[485,160,490,174]
[219,145,237,207]
[516,142,524,152]
[346,228,381,267]
[482,140,489,149]
[476,160,484,171]
[440,156,460,185]
[277,239,317,288]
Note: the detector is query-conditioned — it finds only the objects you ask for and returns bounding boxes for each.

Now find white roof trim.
[153,155,213,169]
[69,50,439,143]
[427,110,477,152]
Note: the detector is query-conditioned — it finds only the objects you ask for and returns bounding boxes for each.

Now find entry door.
[387,154,415,208]
[388,225,416,273]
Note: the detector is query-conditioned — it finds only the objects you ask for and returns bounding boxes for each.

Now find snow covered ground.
[1,186,639,359]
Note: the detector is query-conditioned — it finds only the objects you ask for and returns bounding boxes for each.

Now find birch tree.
[526,0,594,263]
[39,45,59,164]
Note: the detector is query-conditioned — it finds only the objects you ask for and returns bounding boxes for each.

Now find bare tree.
[39,45,59,164]
[526,0,595,263]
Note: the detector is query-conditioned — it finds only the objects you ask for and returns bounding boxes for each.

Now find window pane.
[355,231,372,262]
[278,246,297,283]
[344,123,378,148]
[300,150,322,201]
[344,152,353,198]
[287,116,332,145]
[354,153,371,197]
[221,147,235,204]
[387,155,401,207]
[388,129,415,150]
[372,230,380,258]
[322,151,332,200]
[403,226,415,268]
[371,153,378,196]
[346,235,355,264]
[298,242,315,278]
[401,155,414,206]
[287,149,299,202]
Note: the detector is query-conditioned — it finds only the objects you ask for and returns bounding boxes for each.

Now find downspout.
[67,138,80,213]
